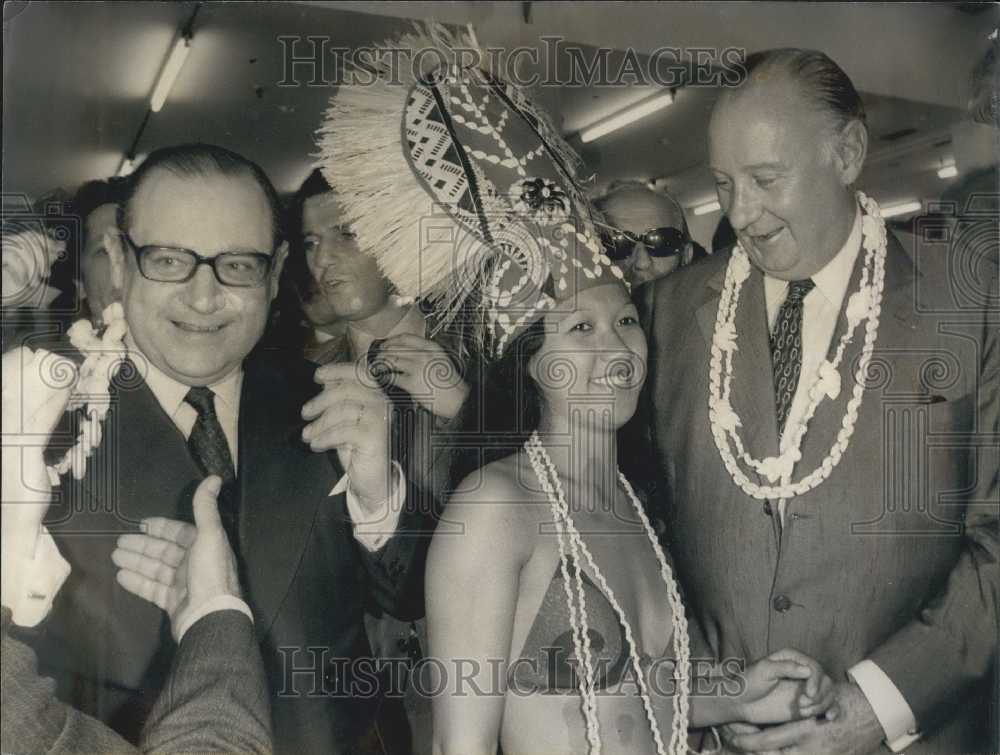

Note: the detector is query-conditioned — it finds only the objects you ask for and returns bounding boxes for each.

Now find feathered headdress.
[315,23,624,357]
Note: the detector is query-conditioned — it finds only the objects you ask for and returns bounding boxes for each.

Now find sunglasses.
[596,221,688,262]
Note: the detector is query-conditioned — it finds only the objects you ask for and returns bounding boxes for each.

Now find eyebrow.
[143,240,272,256]
[711,162,787,174]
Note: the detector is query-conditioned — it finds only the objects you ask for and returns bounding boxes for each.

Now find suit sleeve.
[868,269,999,731]
[2,607,139,755]
[141,611,272,754]
[352,469,436,622]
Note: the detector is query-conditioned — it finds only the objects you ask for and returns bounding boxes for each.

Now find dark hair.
[741,48,867,132]
[283,168,333,301]
[261,169,338,353]
[71,177,128,226]
[445,318,547,490]
[118,143,283,246]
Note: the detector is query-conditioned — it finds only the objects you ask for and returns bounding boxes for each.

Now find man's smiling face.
[115,168,284,386]
[709,75,859,281]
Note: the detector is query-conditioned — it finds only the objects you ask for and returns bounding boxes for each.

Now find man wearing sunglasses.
[594,182,696,287]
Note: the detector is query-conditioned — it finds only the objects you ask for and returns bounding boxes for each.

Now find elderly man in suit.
[593,181,698,287]
[2,345,270,754]
[641,49,998,753]
[33,143,430,754]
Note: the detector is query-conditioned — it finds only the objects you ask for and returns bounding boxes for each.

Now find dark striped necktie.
[770,278,815,435]
[184,386,239,547]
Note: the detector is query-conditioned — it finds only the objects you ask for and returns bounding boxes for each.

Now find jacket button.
[772,594,792,613]
[763,501,773,516]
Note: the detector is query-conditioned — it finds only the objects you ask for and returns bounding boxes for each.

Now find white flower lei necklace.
[47,303,129,482]
[708,191,887,501]
[524,431,691,755]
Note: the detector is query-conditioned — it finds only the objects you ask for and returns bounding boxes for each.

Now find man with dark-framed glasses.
[594,181,699,287]
[32,143,431,754]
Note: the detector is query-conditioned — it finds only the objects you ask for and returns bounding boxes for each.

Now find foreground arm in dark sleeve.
[3,607,271,755]
[141,610,272,754]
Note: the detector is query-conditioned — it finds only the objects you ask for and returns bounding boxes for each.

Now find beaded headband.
[315,23,624,357]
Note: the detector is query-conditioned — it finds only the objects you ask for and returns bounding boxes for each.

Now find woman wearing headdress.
[316,25,838,755]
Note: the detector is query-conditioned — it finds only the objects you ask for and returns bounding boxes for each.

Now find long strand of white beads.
[707,191,888,501]
[525,431,691,755]
[532,436,691,753]
[549,474,603,753]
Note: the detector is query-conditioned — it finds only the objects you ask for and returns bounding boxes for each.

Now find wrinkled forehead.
[709,80,831,171]
[601,189,685,232]
[128,168,274,252]
[711,73,828,142]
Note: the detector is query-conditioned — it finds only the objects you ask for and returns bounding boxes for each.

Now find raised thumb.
[192,475,224,534]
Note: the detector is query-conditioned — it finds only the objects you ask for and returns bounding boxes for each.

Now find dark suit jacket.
[639,232,998,752]
[32,349,430,754]
[2,607,270,754]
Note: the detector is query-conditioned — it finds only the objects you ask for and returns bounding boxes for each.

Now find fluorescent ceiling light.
[937,163,958,179]
[881,200,922,218]
[150,36,191,113]
[693,199,722,216]
[580,91,674,143]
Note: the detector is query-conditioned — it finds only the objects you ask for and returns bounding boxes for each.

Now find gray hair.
[735,48,867,158]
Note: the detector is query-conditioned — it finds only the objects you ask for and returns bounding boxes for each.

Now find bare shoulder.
[434,453,546,563]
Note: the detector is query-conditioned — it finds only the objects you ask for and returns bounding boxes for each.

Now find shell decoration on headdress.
[315,23,624,357]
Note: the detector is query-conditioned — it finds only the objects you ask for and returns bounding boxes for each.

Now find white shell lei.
[524,432,691,755]
[47,303,128,483]
[708,191,887,502]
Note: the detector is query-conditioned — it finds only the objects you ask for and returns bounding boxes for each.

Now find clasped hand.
[733,649,838,725]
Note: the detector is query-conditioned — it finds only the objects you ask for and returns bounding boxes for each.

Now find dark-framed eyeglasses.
[596,221,688,262]
[121,230,275,288]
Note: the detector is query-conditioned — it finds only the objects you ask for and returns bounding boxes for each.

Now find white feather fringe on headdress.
[315,22,621,356]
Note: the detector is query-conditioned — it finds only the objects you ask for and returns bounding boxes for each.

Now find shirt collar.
[126,334,243,417]
[764,204,862,311]
[314,328,337,345]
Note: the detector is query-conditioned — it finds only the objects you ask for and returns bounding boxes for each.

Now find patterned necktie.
[184,386,239,547]
[770,278,815,435]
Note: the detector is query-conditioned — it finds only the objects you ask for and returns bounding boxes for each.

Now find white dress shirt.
[762,206,920,751]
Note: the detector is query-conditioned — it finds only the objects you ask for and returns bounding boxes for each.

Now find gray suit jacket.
[2,607,271,754]
[639,231,998,752]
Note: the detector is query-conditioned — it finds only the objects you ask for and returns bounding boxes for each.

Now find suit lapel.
[794,232,917,486]
[236,357,341,634]
[696,264,780,461]
[113,370,202,525]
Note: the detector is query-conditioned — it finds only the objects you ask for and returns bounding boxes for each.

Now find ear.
[269,242,289,302]
[834,119,868,185]
[105,228,126,292]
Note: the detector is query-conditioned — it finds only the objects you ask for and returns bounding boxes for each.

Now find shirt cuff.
[332,461,405,552]
[176,595,254,643]
[0,526,71,628]
[848,659,921,752]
